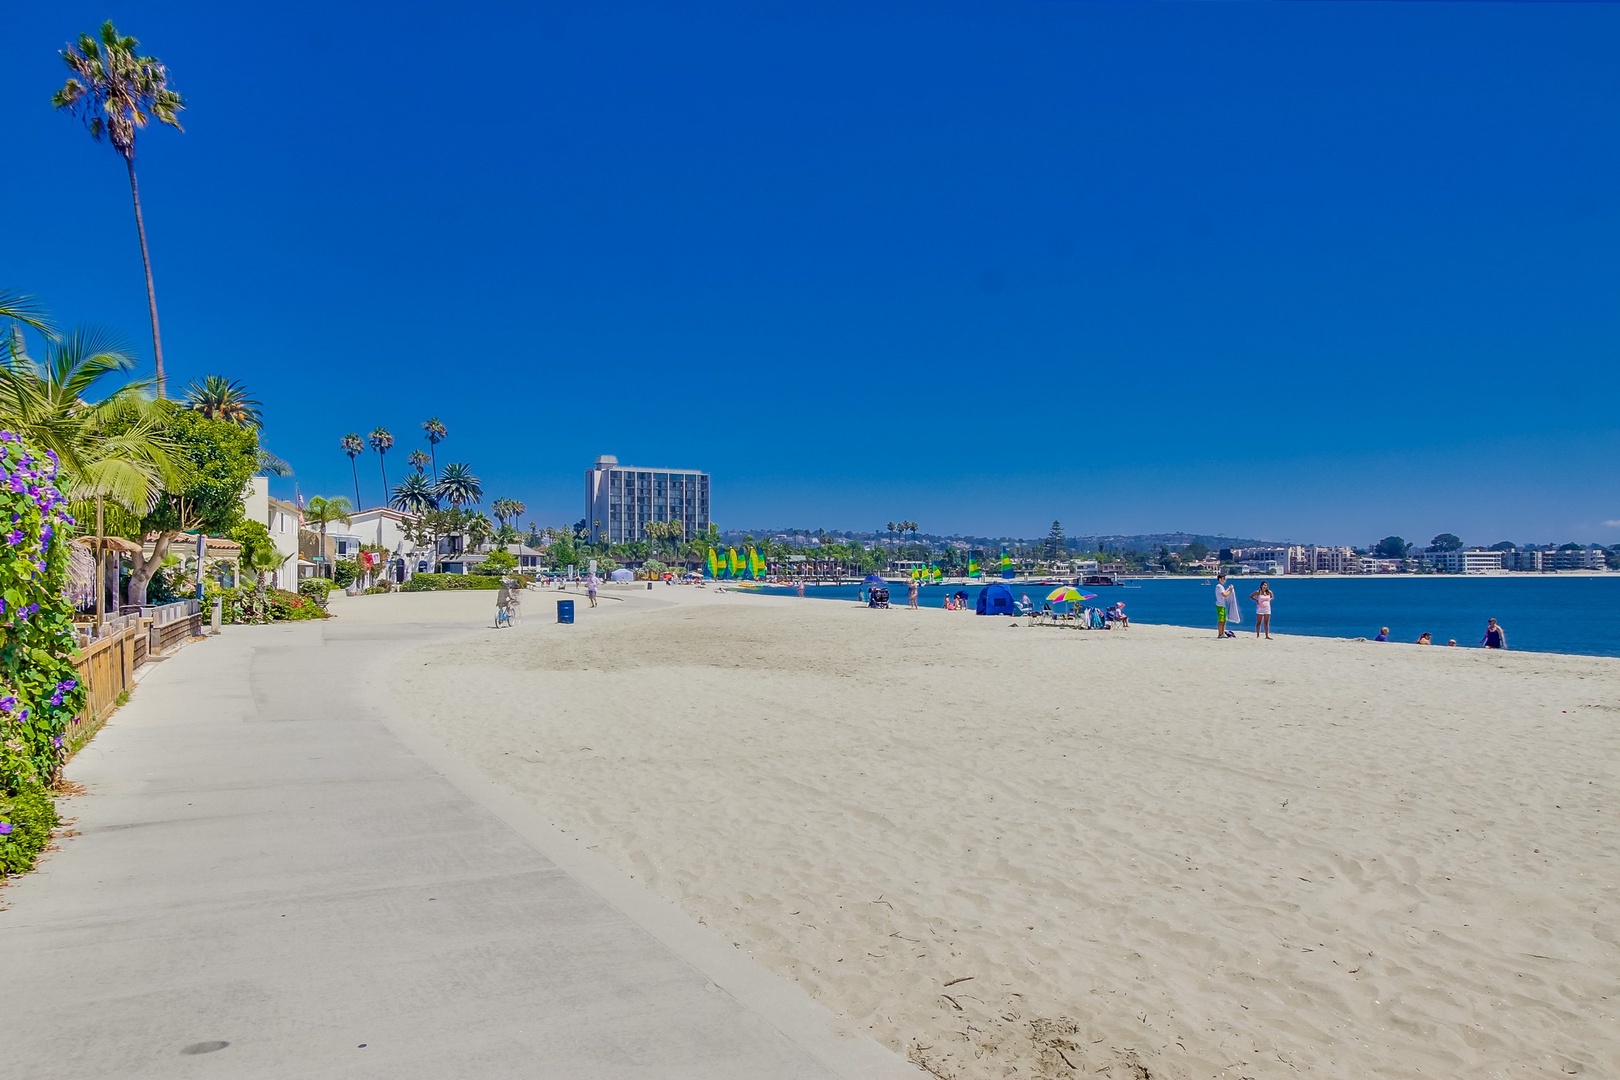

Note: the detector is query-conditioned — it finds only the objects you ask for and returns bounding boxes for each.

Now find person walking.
[1481,617,1507,650]
[1213,573,1239,638]
[586,572,600,608]
[908,578,920,609]
[1249,581,1273,639]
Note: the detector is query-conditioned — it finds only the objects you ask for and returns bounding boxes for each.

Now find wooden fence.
[66,600,203,755]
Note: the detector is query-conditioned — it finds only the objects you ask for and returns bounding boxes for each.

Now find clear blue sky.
[4,2,1617,546]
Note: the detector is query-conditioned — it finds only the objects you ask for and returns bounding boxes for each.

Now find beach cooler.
[557,599,575,624]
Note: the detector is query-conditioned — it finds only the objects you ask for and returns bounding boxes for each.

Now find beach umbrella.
[1046,586,1098,604]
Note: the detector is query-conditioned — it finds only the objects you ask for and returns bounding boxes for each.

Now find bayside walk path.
[3,591,915,1080]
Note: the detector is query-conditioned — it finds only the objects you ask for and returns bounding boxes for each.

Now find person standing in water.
[1213,573,1238,638]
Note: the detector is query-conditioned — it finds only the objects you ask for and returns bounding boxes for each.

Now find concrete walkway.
[3,604,915,1080]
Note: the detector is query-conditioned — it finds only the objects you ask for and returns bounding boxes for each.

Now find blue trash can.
[557,599,575,624]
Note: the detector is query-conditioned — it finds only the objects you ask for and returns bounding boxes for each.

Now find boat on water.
[1082,573,1127,587]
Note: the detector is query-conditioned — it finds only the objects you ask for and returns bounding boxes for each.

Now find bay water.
[736,575,1620,658]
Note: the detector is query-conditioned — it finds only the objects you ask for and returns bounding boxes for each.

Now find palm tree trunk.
[350,458,361,509]
[429,444,438,480]
[125,156,166,399]
[379,457,389,509]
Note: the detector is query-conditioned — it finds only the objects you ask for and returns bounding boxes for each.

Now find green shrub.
[400,572,503,592]
[363,583,393,595]
[472,550,519,576]
[0,784,58,878]
[331,561,359,588]
[298,579,335,610]
[270,587,328,621]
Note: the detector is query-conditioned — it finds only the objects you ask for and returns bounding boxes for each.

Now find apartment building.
[584,455,710,545]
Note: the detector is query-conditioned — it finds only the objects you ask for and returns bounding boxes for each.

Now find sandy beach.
[383,586,1620,1079]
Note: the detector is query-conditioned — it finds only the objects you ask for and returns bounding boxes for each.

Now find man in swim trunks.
[1213,573,1236,638]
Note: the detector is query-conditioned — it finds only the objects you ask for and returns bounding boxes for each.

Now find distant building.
[584,455,710,545]
[1231,546,1302,574]
[1419,549,1505,574]
[1300,546,1360,574]
[1502,548,1542,572]
[1542,547,1607,571]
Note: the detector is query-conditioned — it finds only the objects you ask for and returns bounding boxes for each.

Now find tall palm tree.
[52,22,185,398]
[389,472,438,515]
[465,512,493,552]
[407,448,429,474]
[340,433,363,507]
[183,374,261,428]
[368,427,393,508]
[422,417,446,479]
[434,462,481,508]
[304,496,352,579]
[0,289,54,335]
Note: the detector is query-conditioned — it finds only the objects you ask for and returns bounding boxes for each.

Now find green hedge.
[400,573,503,592]
[0,786,58,878]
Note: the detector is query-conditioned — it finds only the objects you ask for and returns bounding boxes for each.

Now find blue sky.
[4,2,1618,546]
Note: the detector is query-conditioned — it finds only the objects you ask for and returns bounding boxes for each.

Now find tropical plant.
[256,447,292,476]
[122,408,258,603]
[434,462,481,508]
[340,432,363,507]
[368,427,393,508]
[227,519,282,622]
[464,512,493,551]
[407,448,429,474]
[183,375,261,428]
[422,417,446,478]
[304,495,353,580]
[491,497,526,527]
[493,522,519,547]
[52,22,185,397]
[390,472,438,514]
[525,521,542,546]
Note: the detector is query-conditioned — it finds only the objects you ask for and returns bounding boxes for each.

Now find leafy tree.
[1429,533,1463,552]
[1488,540,1517,552]
[549,530,577,569]
[183,375,261,428]
[124,407,259,603]
[1045,520,1065,561]
[1182,541,1210,562]
[303,496,353,581]
[1374,536,1410,559]
[53,22,185,397]
[472,548,518,576]
[1558,542,1584,552]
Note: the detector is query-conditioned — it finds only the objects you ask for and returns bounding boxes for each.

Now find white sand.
[383,586,1620,1079]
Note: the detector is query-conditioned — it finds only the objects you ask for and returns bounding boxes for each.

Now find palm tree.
[183,375,261,428]
[422,417,446,479]
[256,447,292,477]
[389,472,438,515]
[368,427,393,508]
[886,521,897,549]
[465,512,493,552]
[525,521,542,547]
[407,448,429,474]
[340,433,363,507]
[1,323,178,621]
[434,462,481,508]
[52,22,185,398]
[304,496,352,579]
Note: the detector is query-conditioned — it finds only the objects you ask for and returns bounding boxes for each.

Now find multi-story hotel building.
[584,455,711,545]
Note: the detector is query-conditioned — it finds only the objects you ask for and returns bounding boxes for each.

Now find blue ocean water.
[736,576,1620,658]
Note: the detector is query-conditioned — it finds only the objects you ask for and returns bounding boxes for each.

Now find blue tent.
[976,583,1017,616]
[862,573,887,584]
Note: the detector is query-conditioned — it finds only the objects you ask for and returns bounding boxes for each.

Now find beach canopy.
[976,583,1017,616]
[862,573,887,584]
[609,568,634,582]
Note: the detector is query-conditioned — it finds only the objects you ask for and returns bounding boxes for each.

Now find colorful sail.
[1000,550,1015,579]
[706,547,719,578]
[727,547,741,577]
[930,564,942,581]
[968,557,981,578]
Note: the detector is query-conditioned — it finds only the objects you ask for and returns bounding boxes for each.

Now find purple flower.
[49,691,64,707]
[0,695,14,713]
[58,679,76,693]
[52,736,63,748]
[0,822,12,836]
[5,529,21,545]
